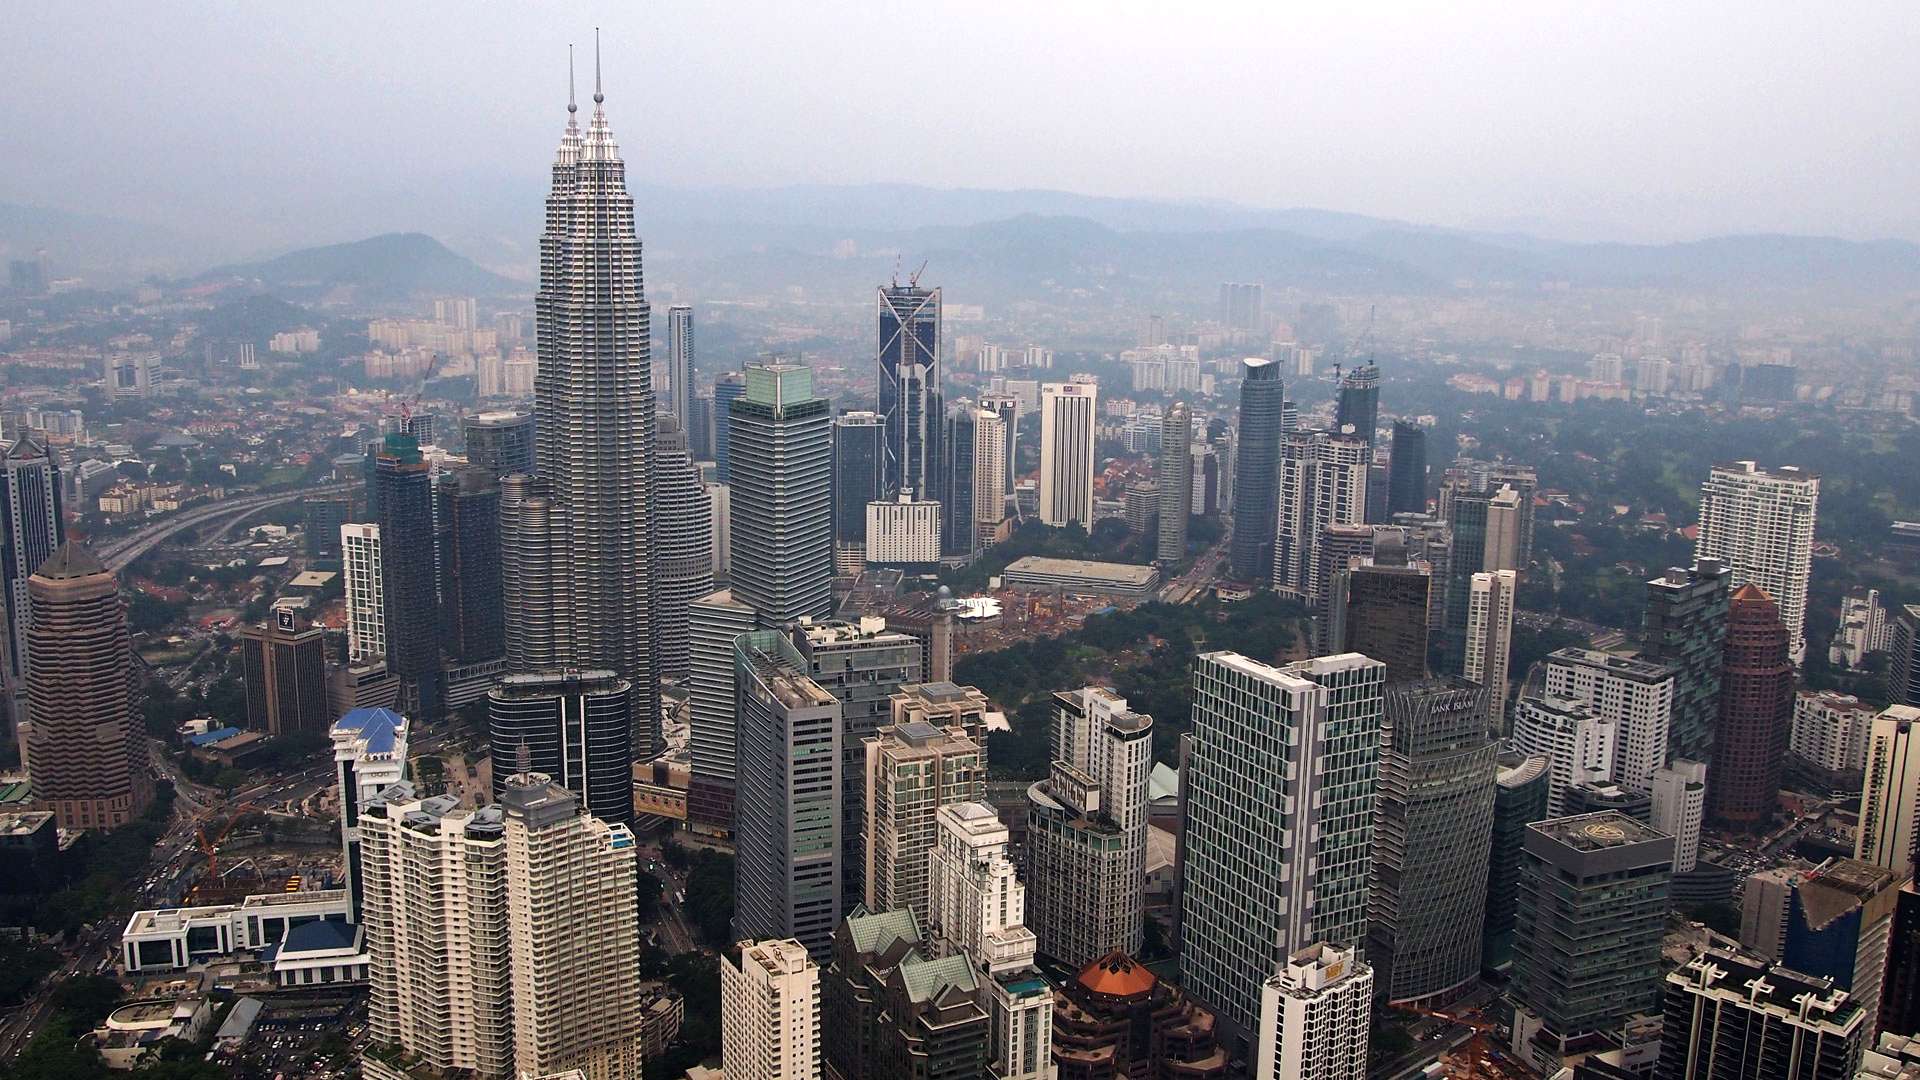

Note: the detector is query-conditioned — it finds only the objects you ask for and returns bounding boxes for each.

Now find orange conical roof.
[1077,951,1157,998]
[1731,582,1773,602]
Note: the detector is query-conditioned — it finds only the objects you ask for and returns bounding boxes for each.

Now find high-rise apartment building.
[1038,381,1097,528]
[831,411,884,574]
[1334,363,1380,449]
[375,433,442,716]
[1708,584,1793,831]
[721,939,820,1080]
[1483,485,1524,574]
[1,434,63,738]
[862,720,984,917]
[1482,752,1551,974]
[685,589,757,833]
[331,706,408,920]
[1543,648,1677,793]
[1386,419,1427,516]
[1858,706,1920,880]
[730,364,833,623]
[663,303,694,424]
[1181,651,1385,1044]
[303,495,352,562]
[877,284,943,508]
[342,522,386,662]
[1253,943,1373,1080]
[1229,358,1285,580]
[1219,282,1263,330]
[979,392,1021,497]
[1643,559,1733,763]
[1027,687,1152,968]
[822,907,991,1080]
[1272,430,1370,602]
[435,468,504,665]
[242,611,330,736]
[1657,951,1866,1080]
[487,670,634,827]
[1157,403,1193,564]
[1464,569,1518,718]
[1368,678,1499,1005]
[653,413,713,678]
[24,542,150,831]
[1511,694,1617,816]
[1330,539,1432,685]
[970,406,1008,552]
[1695,461,1820,663]
[734,631,842,958]
[1649,759,1708,874]
[463,410,535,479]
[1511,812,1672,1051]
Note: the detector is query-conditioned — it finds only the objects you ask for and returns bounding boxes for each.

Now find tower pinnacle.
[593,27,604,105]
[568,44,576,115]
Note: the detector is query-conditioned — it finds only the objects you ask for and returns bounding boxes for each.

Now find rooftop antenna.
[593,27,604,105]
[568,45,576,115]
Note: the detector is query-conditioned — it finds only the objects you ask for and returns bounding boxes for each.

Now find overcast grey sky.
[4,1,1917,242]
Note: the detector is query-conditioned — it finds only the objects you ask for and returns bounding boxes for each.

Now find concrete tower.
[1157,402,1193,564]
[1229,358,1284,580]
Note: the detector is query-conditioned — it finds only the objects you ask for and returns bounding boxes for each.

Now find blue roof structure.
[188,727,243,746]
[332,707,405,754]
[281,919,360,955]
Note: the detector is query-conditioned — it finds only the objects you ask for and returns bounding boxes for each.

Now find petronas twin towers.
[503,56,660,755]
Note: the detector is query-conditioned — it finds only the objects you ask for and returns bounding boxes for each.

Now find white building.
[105,353,157,399]
[971,408,1008,549]
[1832,588,1890,670]
[1272,430,1370,601]
[1510,696,1618,816]
[1463,570,1518,718]
[926,803,1054,1080]
[341,523,386,661]
[121,891,354,972]
[1588,352,1625,385]
[720,939,819,1080]
[1650,759,1708,874]
[1857,706,1920,880]
[1253,943,1373,1080]
[331,706,409,919]
[1038,381,1097,528]
[1542,648,1677,792]
[1636,356,1671,395]
[1696,461,1820,663]
[1792,690,1878,775]
[862,721,983,917]
[866,495,942,565]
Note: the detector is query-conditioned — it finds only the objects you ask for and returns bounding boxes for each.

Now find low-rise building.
[1001,556,1160,598]
[120,891,352,972]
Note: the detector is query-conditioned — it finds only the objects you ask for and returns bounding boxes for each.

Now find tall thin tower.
[516,47,660,753]
[664,303,694,423]
[877,282,942,504]
[1,433,63,741]
[1229,358,1284,580]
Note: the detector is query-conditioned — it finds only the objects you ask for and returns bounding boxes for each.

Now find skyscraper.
[861,720,983,917]
[1272,430,1370,601]
[652,413,712,679]
[1543,648,1677,793]
[435,467,504,664]
[1331,540,1432,684]
[729,364,833,623]
[1229,358,1285,580]
[1386,419,1427,516]
[463,410,536,478]
[664,303,694,423]
[942,403,978,558]
[376,433,441,716]
[1,433,62,740]
[1642,559,1733,763]
[514,67,660,750]
[978,392,1020,499]
[1707,584,1793,831]
[1510,695,1617,816]
[242,611,330,736]
[24,542,150,831]
[877,283,943,506]
[1463,569,1518,718]
[1856,705,1920,880]
[721,939,821,1080]
[1657,951,1866,1080]
[1481,752,1551,975]
[1219,282,1263,330]
[1334,362,1380,448]
[831,411,883,574]
[1038,380,1097,529]
[713,371,747,482]
[1696,461,1820,663]
[487,670,635,828]
[969,406,1008,553]
[685,589,757,833]
[1181,651,1385,1045]
[1649,759,1708,874]
[1157,402,1194,565]
[1254,944,1373,1080]
[303,496,351,562]
[342,522,386,662]
[1888,605,1920,708]
[1368,678,1499,1004]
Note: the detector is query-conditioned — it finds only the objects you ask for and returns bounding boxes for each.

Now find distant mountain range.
[201,233,521,300]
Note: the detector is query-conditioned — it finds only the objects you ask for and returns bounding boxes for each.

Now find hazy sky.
[5,1,1917,242]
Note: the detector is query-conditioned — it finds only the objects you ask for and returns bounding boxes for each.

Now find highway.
[98,481,356,571]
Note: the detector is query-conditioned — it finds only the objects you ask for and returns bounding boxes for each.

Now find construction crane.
[1404,1003,1506,1080]
[1322,303,1380,383]
[195,802,255,884]
[396,353,441,422]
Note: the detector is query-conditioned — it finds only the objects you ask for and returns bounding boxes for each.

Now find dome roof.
[1076,951,1156,999]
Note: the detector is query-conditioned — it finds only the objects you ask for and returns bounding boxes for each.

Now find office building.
[1858,706,1920,880]
[969,406,1008,553]
[942,403,978,559]
[1027,687,1152,969]
[1181,652,1385,1044]
[1483,485,1524,574]
[866,495,942,566]
[1881,885,1920,1038]
[730,364,834,623]
[1781,859,1901,1028]
[1643,559,1733,763]
[863,720,984,917]
[1272,430,1370,602]
[1386,419,1427,516]
[1657,951,1866,1080]
[1229,358,1286,580]
[1001,556,1159,597]
[1253,943,1373,1080]
[1742,865,1807,963]
[1219,282,1263,330]
[1368,678,1498,1004]
[713,370,747,482]
[721,939,820,1080]
[1543,648,1677,793]
[832,411,884,573]
[435,468,504,665]
[733,631,842,958]
[2,434,62,740]
[514,81,660,750]
[685,590,757,833]
[375,433,441,716]
[1695,461,1820,663]
[1482,752,1551,974]
[1891,607,1920,708]
[303,495,351,562]
[822,907,991,1080]
[979,392,1021,498]
[877,283,943,507]
[823,907,928,1080]
[487,671,634,827]
[1333,362,1380,449]
[331,706,409,920]
[1708,584,1793,831]
[926,803,1055,1080]
[1510,812,1672,1050]
[1793,690,1878,777]
[463,410,535,478]
[1331,539,1432,685]
[242,611,330,736]
[105,352,157,399]
[663,303,694,424]
[1051,952,1225,1080]
[1039,381,1097,529]
[24,542,151,831]
[1463,569,1517,717]
[1649,759,1708,874]
[1560,780,1652,822]
[1157,403,1194,564]
[1511,695,1617,816]
[653,413,713,679]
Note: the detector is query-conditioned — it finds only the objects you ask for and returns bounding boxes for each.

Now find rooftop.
[1002,556,1158,585]
[1532,811,1671,852]
[1547,647,1677,682]
[1076,951,1157,998]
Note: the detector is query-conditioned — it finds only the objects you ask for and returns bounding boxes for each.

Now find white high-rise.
[927,802,1054,1080]
[1650,759,1708,873]
[1510,695,1618,816]
[663,303,694,423]
[720,939,820,1080]
[862,720,983,917]
[1695,461,1820,663]
[341,523,386,662]
[1271,430,1370,601]
[1038,381,1097,528]
[1253,943,1373,1080]
[1463,569,1517,718]
[1857,705,1920,880]
[1542,648,1677,792]
[971,407,1008,550]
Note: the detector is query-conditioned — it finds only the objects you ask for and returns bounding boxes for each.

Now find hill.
[203,233,522,300]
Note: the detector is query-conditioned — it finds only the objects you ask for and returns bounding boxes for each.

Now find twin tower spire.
[557,31,617,166]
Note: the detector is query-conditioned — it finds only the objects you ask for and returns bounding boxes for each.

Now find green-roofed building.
[824,906,990,1080]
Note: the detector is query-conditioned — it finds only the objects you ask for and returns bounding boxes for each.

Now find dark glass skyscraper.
[463,410,534,479]
[1,433,63,737]
[487,670,633,827]
[1228,357,1284,581]
[376,432,441,715]
[1335,362,1381,447]
[434,467,503,664]
[652,414,712,679]
[831,412,882,571]
[877,284,942,504]
[1642,559,1733,763]
[729,364,833,623]
[1387,419,1428,516]
[942,403,976,559]
[712,371,746,482]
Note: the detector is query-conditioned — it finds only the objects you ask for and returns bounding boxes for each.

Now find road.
[1157,536,1231,604]
[98,481,355,571]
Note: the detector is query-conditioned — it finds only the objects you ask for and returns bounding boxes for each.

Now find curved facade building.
[498,477,568,673]
[1481,751,1551,974]
[1228,358,1284,580]
[1156,402,1193,565]
[487,670,633,827]
[652,414,712,679]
